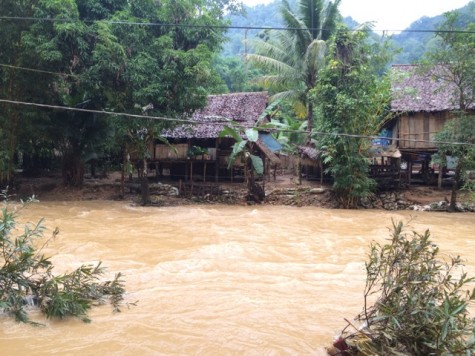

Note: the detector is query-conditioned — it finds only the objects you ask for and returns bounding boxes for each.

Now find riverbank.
[12,171,474,211]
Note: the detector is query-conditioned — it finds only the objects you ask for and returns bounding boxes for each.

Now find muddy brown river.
[1,201,474,355]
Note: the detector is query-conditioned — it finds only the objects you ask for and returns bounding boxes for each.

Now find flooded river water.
[1,201,474,355]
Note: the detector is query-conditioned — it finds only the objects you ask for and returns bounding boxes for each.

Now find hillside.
[222,0,475,64]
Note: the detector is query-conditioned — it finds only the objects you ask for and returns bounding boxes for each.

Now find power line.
[0,64,78,77]
[0,98,188,124]
[1,15,474,35]
[1,98,474,148]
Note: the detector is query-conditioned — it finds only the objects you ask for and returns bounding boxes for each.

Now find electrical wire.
[0,63,78,77]
[1,98,474,147]
[0,16,473,147]
[1,15,474,34]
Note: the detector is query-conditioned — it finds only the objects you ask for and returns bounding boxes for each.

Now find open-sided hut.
[150,92,281,183]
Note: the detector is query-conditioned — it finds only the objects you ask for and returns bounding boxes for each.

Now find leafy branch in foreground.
[0,191,125,324]
[331,220,475,355]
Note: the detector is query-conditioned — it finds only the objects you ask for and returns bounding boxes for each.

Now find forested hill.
[223,0,475,64]
[392,1,475,63]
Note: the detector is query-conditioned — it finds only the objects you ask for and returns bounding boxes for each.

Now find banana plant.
[220,126,263,175]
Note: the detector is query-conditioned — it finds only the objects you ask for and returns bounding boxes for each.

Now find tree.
[0,0,122,187]
[220,126,265,202]
[103,0,236,204]
[435,114,475,211]
[212,56,265,93]
[247,0,341,144]
[0,0,55,186]
[423,10,475,211]
[0,0,238,193]
[312,26,392,208]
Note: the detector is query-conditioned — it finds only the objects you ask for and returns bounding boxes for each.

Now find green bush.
[333,220,475,355]
[0,191,125,324]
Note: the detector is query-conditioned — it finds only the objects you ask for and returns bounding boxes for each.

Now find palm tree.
[247,0,341,144]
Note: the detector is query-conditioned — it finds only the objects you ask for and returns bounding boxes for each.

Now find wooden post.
[215,138,219,182]
[190,160,193,182]
[319,159,323,186]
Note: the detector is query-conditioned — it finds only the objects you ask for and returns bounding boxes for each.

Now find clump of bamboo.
[331,220,475,355]
[0,190,125,324]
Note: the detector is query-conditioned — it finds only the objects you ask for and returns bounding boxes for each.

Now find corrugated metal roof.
[259,132,282,152]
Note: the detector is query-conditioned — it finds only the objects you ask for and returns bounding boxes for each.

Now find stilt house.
[389,64,474,184]
[149,92,281,183]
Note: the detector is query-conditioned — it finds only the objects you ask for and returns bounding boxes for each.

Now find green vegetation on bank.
[1,0,474,209]
[333,220,475,354]
[0,191,125,323]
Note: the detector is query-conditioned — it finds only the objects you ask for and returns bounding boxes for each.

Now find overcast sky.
[241,0,471,31]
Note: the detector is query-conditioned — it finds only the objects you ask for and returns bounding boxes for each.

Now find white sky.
[241,0,471,31]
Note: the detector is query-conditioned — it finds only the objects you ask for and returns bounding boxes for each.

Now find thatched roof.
[162,92,269,138]
[391,65,462,112]
[298,146,321,160]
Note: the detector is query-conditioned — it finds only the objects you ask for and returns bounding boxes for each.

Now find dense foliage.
[0,0,236,189]
[334,221,475,355]
[247,0,341,144]
[0,192,125,323]
[424,10,475,210]
[313,26,392,208]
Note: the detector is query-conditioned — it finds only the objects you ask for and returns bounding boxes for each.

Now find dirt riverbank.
[11,171,473,210]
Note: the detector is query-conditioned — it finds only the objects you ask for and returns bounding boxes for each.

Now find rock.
[309,188,326,194]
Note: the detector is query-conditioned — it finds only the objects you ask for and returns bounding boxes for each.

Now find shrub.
[332,220,475,355]
[0,191,125,324]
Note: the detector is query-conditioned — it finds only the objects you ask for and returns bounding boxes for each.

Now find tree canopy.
[0,0,235,188]
[246,0,341,143]
[424,9,475,210]
[313,26,392,207]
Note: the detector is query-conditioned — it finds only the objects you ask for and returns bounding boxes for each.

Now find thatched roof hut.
[389,65,474,152]
[152,92,281,184]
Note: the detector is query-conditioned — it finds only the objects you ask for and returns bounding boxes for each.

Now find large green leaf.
[227,140,247,169]
[245,128,259,142]
[220,125,242,142]
[250,154,264,175]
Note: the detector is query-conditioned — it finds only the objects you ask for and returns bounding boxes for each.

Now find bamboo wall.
[398,111,449,150]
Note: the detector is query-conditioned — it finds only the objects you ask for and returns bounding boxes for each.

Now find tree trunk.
[437,165,443,189]
[306,101,314,145]
[297,156,302,185]
[140,156,150,205]
[62,151,84,187]
[120,151,127,198]
[448,164,461,212]
[90,159,97,178]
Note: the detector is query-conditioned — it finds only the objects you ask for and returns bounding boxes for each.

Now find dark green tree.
[102,0,235,204]
[313,26,392,208]
[0,0,238,194]
[0,0,55,186]
[422,10,475,210]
